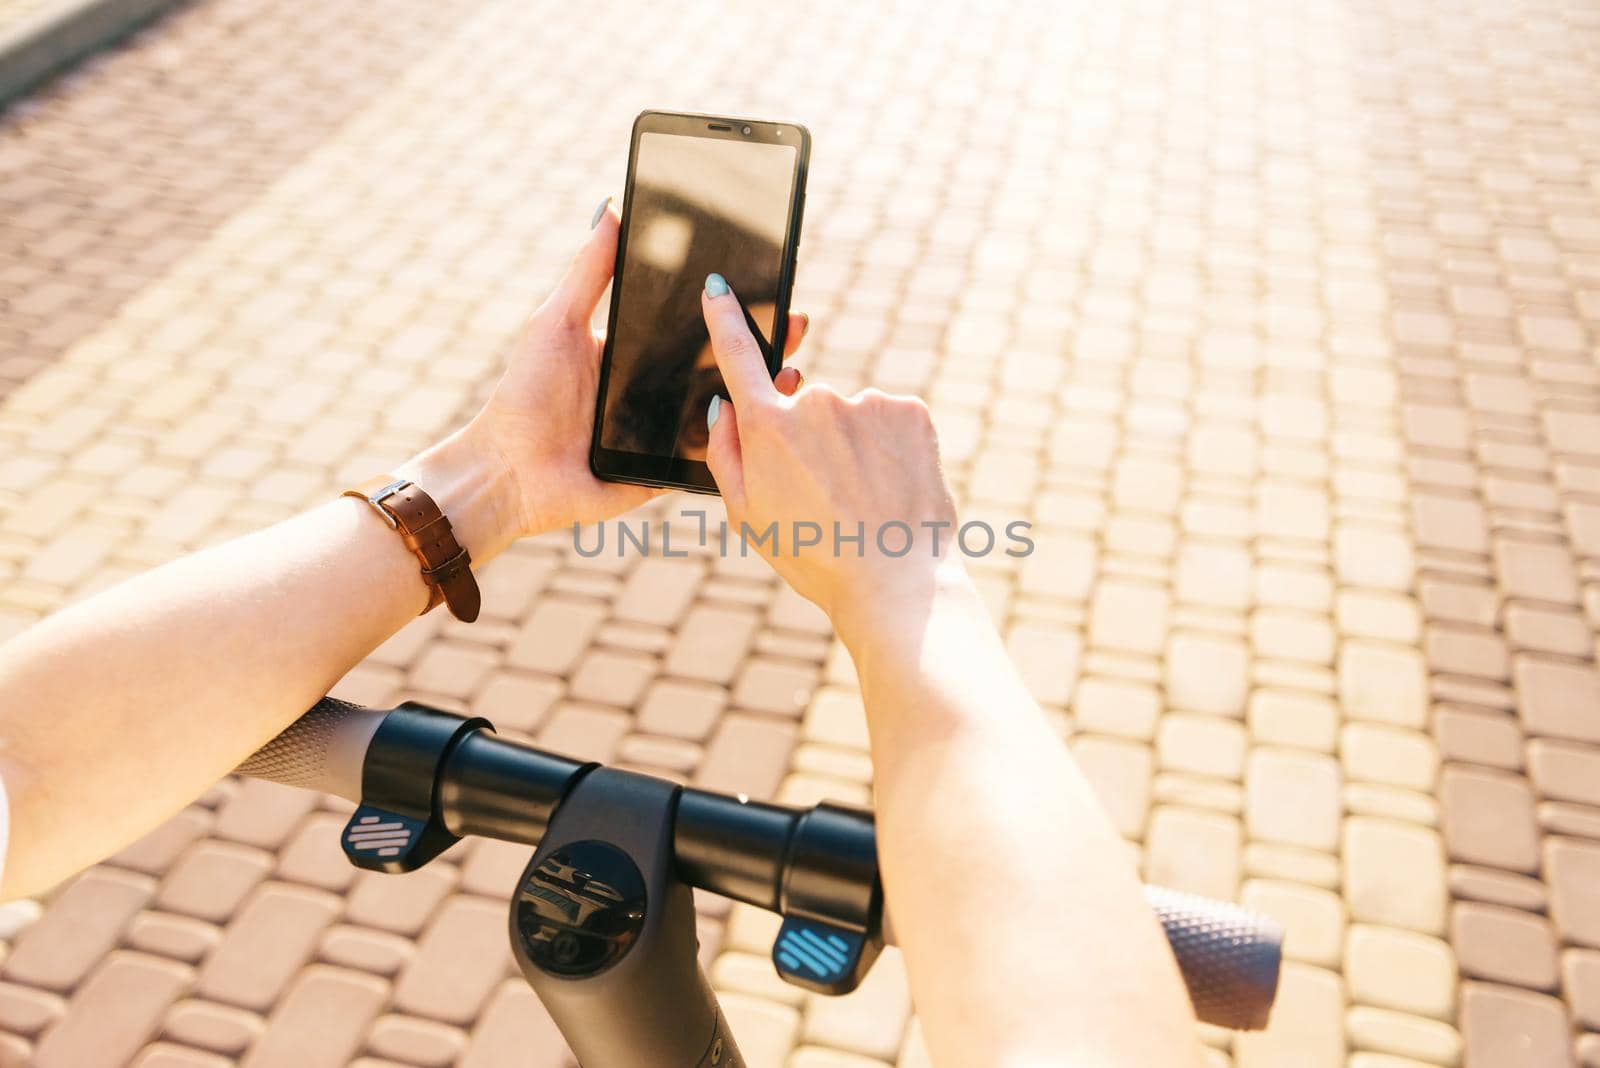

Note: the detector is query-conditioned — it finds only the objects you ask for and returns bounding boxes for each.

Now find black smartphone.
[590,110,810,494]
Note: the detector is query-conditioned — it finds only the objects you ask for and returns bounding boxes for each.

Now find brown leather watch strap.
[343,476,481,623]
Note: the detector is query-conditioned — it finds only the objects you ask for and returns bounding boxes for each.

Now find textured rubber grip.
[1145,885,1282,1030]
[234,696,386,802]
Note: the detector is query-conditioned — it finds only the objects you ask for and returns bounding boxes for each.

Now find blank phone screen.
[600,131,798,462]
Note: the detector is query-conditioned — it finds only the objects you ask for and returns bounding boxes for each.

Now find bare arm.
[698,276,1203,1066]
[0,207,808,900]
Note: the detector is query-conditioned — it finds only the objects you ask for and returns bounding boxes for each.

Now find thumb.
[704,394,746,511]
[549,199,619,325]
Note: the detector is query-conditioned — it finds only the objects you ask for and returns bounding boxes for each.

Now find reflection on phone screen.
[601,131,797,462]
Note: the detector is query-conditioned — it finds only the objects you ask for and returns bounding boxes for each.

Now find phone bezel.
[589,110,811,495]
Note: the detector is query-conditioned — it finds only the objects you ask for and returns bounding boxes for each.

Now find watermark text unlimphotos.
[573,511,1034,559]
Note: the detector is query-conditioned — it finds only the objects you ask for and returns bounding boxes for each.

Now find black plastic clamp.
[773,801,884,995]
[339,701,491,873]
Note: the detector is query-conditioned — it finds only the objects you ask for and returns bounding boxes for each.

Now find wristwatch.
[343,476,481,622]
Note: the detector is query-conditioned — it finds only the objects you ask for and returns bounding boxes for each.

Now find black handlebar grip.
[234,696,386,802]
[1145,885,1282,1030]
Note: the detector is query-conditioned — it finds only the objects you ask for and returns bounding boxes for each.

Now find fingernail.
[797,311,811,334]
[590,197,612,229]
[707,394,722,430]
[705,272,729,298]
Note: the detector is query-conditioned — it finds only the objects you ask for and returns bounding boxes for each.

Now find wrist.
[395,425,524,564]
[831,556,981,659]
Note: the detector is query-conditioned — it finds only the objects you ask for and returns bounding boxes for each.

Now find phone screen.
[598,129,800,469]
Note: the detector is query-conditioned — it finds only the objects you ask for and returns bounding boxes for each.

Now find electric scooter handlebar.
[239,697,1282,1031]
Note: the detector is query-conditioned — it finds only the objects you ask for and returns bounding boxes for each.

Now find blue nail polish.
[705,272,729,298]
[590,197,612,229]
[707,394,722,430]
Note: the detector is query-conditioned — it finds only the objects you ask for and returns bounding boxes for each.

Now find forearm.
[0,429,518,898]
[839,567,1204,1067]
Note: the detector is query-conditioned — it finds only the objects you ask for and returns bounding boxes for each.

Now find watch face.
[515,840,648,978]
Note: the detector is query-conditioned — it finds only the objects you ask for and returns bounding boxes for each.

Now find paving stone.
[1144,806,1242,900]
[1088,578,1164,655]
[1337,590,1424,644]
[214,777,321,849]
[1528,740,1600,807]
[801,947,911,1060]
[697,714,799,799]
[1246,749,1342,851]
[1245,843,1342,890]
[664,605,761,684]
[1152,773,1243,815]
[733,658,820,717]
[1342,724,1439,791]
[1344,819,1447,935]
[0,981,65,1037]
[1435,707,1525,771]
[1439,766,1541,874]
[240,965,387,1068]
[1070,675,1161,739]
[2,866,153,990]
[275,813,358,892]
[1348,779,1440,824]
[1565,950,1600,1031]
[1346,1007,1462,1066]
[1419,578,1499,629]
[1459,983,1572,1068]
[408,641,500,699]
[1447,865,1548,913]
[1547,837,1600,948]
[156,841,274,923]
[614,557,705,625]
[31,951,192,1068]
[1346,926,1457,1020]
[568,648,656,708]
[367,1014,468,1067]
[317,925,414,977]
[536,702,631,762]
[1540,801,1600,839]
[505,598,606,676]
[1240,880,1345,969]
[470,671,563,734]
[721,991,801,1067]
[789,1047,894,1068]
[1504,605,1593,658]
[1233,963,1344,1068]
[344,866,457,936]
[1160,714,1247,780]
[712,951,807,1008]
[392,895,510,1025]
[1495,537,1581,605]
[1453,903,1560,992]
[1515,656,1600,744]
[1247,690,1339,752]
[126,911,221,964]
[457,980,568,1068]
[163,999,265,1056]
[1335,525,1414,592]
[1166,632,1251,716]
[197,883,340,1011]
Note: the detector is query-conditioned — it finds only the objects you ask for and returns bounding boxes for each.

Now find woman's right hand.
[699,274,965,642]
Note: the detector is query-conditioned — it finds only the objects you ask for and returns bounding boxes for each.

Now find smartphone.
[590,110,811,494]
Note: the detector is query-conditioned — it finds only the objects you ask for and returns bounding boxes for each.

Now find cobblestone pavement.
[0,0,1598,1065]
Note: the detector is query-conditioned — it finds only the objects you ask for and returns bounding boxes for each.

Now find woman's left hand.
[403,200,809,557]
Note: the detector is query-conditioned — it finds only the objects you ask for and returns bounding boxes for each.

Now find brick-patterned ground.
[0,1,1598,1066]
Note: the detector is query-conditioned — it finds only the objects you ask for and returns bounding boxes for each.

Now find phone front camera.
[740,125,752,136]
